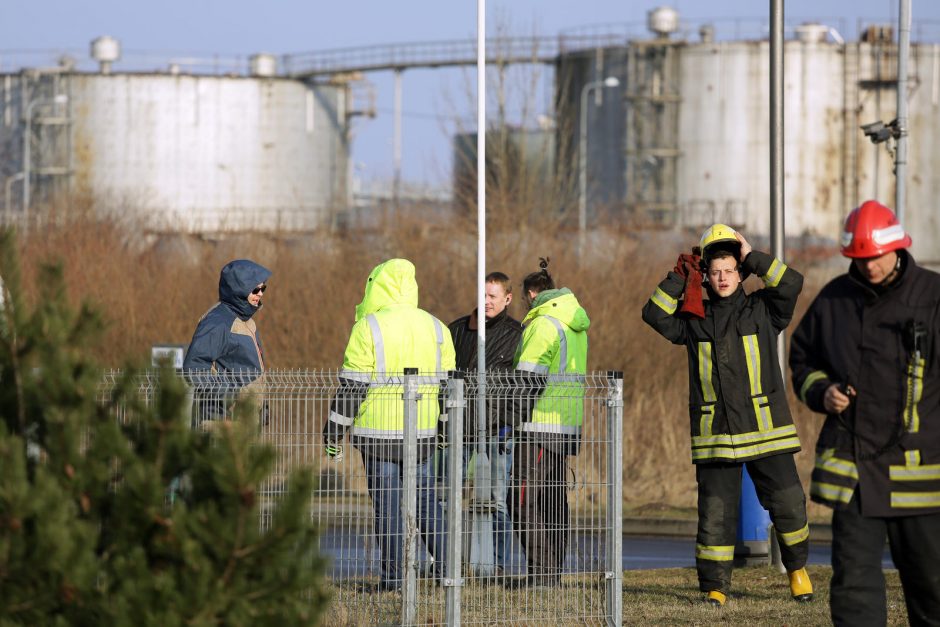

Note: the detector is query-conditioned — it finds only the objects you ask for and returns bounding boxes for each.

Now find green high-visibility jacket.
[513,288,590,454]
[325,259,455,458]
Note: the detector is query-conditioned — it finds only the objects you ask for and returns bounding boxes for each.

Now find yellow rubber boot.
[705,590,727,607]
[788,567,814,602]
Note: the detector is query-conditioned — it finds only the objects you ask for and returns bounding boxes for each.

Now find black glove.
[437,416,448,450]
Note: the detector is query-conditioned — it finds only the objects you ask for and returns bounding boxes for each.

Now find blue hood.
[218,259,271,320]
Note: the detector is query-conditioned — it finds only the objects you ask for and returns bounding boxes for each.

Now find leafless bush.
[16,210,837,514]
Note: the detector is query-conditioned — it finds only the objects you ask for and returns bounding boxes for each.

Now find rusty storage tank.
[0,39,350,233]
[675,22,846,239]
[556,12,940,262]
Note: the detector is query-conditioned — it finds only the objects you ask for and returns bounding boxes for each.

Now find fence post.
[402,367,419,626]
[606,371,624,626]
[445,372,465,626]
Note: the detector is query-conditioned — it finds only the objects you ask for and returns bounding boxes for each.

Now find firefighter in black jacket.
[790,200,940,626]
[447,271,522,576]
[642,224,813,607]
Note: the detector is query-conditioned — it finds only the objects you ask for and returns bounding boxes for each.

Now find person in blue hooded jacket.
[184,259,271,422]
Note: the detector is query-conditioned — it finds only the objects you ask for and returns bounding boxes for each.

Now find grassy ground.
[321,565,906,626]
[620,565,907,626]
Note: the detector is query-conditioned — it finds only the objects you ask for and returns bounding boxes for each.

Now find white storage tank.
[0,47,350,233]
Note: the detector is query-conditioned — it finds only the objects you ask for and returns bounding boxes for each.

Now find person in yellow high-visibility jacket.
[505,258,590,589]
[323,258,456,592]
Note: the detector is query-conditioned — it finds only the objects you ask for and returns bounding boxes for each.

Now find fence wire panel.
[450,372,619,625]
[95,369,623,626]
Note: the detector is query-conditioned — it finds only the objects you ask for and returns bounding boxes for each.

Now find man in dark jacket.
[790,200,940,626]
[642,225,812,607]
[183,259,271,424]
[447,271,522,576]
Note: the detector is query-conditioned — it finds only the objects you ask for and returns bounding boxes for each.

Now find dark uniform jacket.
[790,250,940,517]
[448,308,522,441]
[642,250,804,464]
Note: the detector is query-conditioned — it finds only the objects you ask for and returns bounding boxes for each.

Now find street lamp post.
[23,93,68,216]
[578,76,619,258]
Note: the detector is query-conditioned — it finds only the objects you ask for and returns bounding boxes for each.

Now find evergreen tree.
[0,230,329,626]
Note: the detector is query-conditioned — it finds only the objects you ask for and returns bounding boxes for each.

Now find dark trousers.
[831,492,940,627]
[695,454,809,593]
[363,455,447,588]
[509,441,569,579]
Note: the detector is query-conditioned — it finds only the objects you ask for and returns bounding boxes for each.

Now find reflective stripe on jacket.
[325,259,456,457]
[642,250,804,464]
[514,288,590,454]
[790,250,940,517]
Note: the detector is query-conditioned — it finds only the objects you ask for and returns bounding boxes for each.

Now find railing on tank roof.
[3,18,940,79]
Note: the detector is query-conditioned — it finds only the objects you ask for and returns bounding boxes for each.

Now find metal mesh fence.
[97,369,623,626]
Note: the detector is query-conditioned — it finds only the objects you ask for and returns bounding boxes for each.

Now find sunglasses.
[251,284,267,295]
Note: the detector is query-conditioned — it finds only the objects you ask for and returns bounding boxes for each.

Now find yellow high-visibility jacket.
[324,259,455,460]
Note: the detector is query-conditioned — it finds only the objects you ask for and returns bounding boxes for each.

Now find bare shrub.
[15,209,839,514]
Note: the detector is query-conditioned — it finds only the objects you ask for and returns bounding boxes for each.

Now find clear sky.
[3,0,938,190]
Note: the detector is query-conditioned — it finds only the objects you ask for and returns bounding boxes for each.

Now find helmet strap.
[882,253,903,286]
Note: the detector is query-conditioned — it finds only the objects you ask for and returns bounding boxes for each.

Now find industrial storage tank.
[0,41,350,234]
[557,11,940,263]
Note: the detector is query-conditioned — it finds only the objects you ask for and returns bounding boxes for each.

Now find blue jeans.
[364,455,447,588]
[439,440,513,571]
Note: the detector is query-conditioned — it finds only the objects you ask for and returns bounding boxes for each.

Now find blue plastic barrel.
[735,466,771,565]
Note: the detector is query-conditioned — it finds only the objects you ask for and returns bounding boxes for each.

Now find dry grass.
[16,210,844,513]
[317,566,907,626]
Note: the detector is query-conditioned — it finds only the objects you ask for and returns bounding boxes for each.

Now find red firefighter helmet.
[840,200,912,258]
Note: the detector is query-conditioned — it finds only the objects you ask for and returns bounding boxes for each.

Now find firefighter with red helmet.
[643,225,813,607]
[790,200,940,626]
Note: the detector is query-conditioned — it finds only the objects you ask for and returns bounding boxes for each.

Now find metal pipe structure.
[401,368,419,626]
[22,93,68,217]
[578,76,619,259]
[769,0,786,378]
[393,69,403,205]
[444,373,465,626]
[476,0,486,432]
[5,172,24,221]
[471,0,497,580]
[896,0,912,224]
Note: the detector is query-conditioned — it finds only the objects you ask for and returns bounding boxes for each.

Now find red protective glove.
[675,253,701,278]
[676,253,705,319]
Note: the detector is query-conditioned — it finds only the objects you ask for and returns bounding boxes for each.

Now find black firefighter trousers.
[510,442,569,582]
[831,491,940,627]
[695,454,810,594]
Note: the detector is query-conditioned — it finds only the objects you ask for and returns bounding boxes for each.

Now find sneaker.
[788,567,814,602]
[704,590,727,607]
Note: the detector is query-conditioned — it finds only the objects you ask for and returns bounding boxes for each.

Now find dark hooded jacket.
[184,259,271,385]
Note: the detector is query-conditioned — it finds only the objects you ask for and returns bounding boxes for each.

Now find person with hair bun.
[504,258,590,588]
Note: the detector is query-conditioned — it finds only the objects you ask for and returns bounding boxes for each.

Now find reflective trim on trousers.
[777,523,810,546]
[695,544,735,562]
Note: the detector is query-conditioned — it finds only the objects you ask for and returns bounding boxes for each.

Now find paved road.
[318,528,895,579]
[621,535,895,570]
